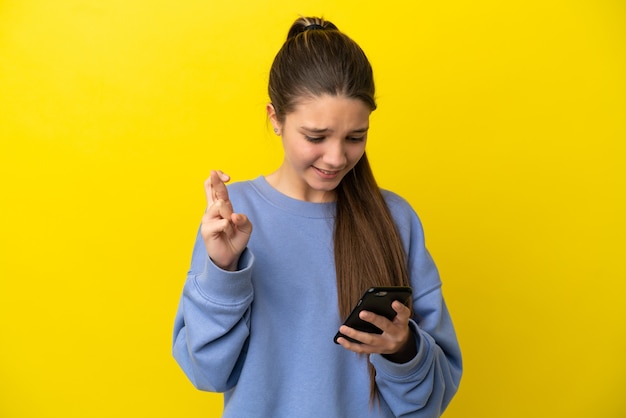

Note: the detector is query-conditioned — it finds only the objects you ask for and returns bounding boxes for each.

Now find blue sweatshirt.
[172,177,462,417]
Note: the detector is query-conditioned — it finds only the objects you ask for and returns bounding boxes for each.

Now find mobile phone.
[333,286,412,344]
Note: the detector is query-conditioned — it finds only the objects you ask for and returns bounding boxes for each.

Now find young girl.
[173,16,462,417]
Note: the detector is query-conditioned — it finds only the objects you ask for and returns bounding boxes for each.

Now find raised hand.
[201,170,253,271]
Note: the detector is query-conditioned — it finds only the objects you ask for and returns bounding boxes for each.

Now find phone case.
[333,286,412,344]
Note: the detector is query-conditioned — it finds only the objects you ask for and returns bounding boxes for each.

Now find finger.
[203,218,234,237]
[231,213,253,235]
[202,198,233,222]
[336,336,367,353]
[338,325,375,346]
[211,170,231,203]
[203,177,213,208]
[213,199,234,221]
[358,307,409,337]
[204,170,231,208]
[358,310,390,331]
[391,301,412,323]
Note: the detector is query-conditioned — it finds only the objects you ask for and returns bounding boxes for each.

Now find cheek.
[347,144,366,165]
[286,142,318,165]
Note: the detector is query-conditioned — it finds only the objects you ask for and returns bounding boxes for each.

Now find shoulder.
[381,189,411,209]
[225,178,262,202]
[225,177,282,216]
[381,189,420,223]
[380,189,427,239]
[226,178,256,193]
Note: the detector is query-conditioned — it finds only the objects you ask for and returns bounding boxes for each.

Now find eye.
[347,136,366,143]
[305,135,325,143]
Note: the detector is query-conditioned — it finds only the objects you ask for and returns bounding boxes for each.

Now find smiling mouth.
[316,167,339,175]
[313,166,343,179]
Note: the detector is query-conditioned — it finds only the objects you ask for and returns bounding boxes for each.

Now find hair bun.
[304,23,325,31]
[286,17,338,40]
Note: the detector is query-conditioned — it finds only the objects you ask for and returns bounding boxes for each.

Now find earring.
[273,128,279,134]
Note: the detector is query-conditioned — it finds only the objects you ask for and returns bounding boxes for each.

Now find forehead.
[286,94,371,128]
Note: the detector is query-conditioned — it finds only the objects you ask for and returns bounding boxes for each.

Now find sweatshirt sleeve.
[172,229,255,392]
[370,195,463,417]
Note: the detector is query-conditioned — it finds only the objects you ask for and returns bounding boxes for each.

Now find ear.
[266,103,281,135]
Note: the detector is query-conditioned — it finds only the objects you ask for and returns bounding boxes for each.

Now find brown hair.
[268,16,411,403]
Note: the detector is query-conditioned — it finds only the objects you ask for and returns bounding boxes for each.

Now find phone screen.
[333,286,412,344]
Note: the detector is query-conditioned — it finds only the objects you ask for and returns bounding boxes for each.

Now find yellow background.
[1,0,624,417]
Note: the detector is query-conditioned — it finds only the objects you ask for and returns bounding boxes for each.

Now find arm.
[370,210,462,417]
[172,171,255,392]
[371,285,462,417]
[172,237,255,392]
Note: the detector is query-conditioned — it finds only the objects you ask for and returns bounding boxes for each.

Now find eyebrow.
[300,126,369,134]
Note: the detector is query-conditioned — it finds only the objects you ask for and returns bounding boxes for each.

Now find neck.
[265,165,336,203]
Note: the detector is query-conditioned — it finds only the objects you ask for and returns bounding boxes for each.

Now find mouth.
[313,166,342,179]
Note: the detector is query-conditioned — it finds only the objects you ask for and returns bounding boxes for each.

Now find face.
[267,94,370,202]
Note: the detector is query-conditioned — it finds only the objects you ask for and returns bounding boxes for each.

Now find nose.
[323,139,347,168]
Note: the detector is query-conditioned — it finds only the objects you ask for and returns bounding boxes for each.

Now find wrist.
[211,256,240,271]
[383,329,417,364]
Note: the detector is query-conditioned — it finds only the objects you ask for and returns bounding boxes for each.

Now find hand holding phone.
[333,286,412,344]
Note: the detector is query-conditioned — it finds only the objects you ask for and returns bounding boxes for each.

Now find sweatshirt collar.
[251,176,336,219]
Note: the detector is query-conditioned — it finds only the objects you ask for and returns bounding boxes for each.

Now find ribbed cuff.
[370,320,433,380]
[193,248,255,304]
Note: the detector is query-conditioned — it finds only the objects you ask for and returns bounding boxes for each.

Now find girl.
[173,16,462,417]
